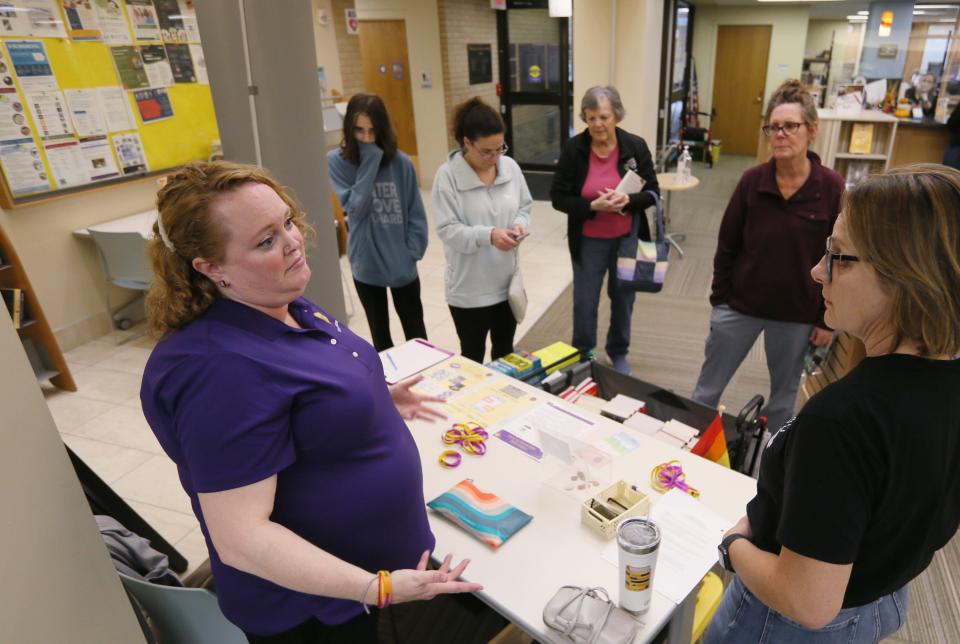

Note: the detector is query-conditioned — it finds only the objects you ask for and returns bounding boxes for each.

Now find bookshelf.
[0,224,75,392]
[810,109,899,188]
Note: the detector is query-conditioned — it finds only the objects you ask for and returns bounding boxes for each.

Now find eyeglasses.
[824,236,859,283]
[475,143,508,159]
[761,122,805,137]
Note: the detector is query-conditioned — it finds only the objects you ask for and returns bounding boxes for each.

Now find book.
[849,123,875,154]
[1,287,24,328]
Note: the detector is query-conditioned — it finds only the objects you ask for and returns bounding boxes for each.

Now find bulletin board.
[0,0,219,208]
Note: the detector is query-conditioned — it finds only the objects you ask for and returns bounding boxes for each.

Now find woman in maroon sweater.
[692,80,844,435]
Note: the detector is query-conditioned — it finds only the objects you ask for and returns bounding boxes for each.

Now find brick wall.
[438,0,500,150]
[331,0,364,98]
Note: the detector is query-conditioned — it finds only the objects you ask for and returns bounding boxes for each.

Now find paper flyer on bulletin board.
[0,0,219,206]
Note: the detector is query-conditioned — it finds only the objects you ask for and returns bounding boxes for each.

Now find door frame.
[710,24,772,156]
[496,0,572,172]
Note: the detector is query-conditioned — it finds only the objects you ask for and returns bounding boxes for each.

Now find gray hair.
[579,86,626,122]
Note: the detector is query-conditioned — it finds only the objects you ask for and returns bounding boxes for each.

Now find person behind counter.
[550,85,660,375]
[905,72,939,119]
[327,93,429,352]
[432,97,532,364]
[706,164,960,643]
[691,80,842,435]
[140,161,480,643]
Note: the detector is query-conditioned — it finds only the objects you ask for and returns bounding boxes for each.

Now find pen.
[386,351,397,370]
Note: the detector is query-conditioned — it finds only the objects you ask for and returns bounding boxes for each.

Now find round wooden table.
[656,172,700,258]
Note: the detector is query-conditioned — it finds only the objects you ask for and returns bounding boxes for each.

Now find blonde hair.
[764,79,819,128]
[146,161,315,337]
[843,164,960,357]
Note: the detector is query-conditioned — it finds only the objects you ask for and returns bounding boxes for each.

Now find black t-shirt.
[747,354,960,608]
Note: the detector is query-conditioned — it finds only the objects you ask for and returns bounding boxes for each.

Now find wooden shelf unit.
[810,109,899,187]
[0,224,75,391]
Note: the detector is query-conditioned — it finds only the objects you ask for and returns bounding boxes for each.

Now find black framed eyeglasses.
[761,122,805,137]
[824,236,859,283]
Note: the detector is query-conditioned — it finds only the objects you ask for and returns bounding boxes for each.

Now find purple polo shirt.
[140,296,435,636]
[710,151,845,325]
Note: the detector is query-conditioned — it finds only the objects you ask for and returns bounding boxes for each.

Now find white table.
[72,208,158,239]
[408,360,756,644]
[655,173,700,259]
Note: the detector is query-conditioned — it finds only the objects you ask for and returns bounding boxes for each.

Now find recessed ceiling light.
[915,5,958,9]
[847,14,867,20]
[857,10,869,15]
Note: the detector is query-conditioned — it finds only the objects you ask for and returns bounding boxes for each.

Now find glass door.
[497,0,571,172]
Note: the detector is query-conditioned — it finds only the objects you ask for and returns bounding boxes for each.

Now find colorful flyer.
[0,141,48,194]
[412,357,499,402]
[96,85,135,131]
[6,41,58,92]
[188,43,206,84]
[62,0,103,40]
[78,134,120,181]
[94,0,131,44]
[140,44,173,86]
[64,88,108,137]
[442,380,542,428]
[164,43,195,83]
[126,0,160,41]
[154,0,185,42]
[110,45,149,90]
[0,92,32,143]
[133,86,173,122]
[0,0,66,37]
[44,138,89,187]
[177,0,199,41]
[24,90,72,141]
[111,131,147,174]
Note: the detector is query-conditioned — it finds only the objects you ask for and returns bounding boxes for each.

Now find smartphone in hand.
[510,231,530,242]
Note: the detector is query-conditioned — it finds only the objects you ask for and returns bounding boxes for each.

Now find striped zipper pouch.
[427,479,533,549]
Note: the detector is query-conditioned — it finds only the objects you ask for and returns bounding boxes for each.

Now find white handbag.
[508,250,527,323]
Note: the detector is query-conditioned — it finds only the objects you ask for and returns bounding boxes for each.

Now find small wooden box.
[580,480,650,539]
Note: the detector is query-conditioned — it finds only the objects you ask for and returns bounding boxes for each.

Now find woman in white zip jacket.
[432,98,533,364]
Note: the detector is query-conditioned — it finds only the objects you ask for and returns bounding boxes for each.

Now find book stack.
[532,341,579,375]
[486,351,542,381]
[600,394,647,423]
[2,287,27,328]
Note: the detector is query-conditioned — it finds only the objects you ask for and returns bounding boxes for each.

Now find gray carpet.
[517,154,960,644]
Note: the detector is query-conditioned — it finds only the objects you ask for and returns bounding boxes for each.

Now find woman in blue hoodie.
[328,93,429,351]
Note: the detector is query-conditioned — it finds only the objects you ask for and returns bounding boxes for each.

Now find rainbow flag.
[691,413,730,468]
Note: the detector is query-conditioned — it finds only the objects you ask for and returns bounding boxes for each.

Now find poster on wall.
[6,41,58,91]
[133,86,173,122]
[94,0,131,44]
[0,0,66,38]
[44,138,89,187]
[64,88,108,136]
[110,46,149,89]
[154,0,188,43]
[467,44,492,85]
[78,134,120,181]
[164,43,194,82]
[188,43,206,84]
[111,130,147,174]
[0,92,32,142]
[61,0,103,40]
[126,0,160,42]
[97,85,136,131]
[176,0,199,42]
[0,141,48,194]
[140,44,173,86]
[24,90,72,141]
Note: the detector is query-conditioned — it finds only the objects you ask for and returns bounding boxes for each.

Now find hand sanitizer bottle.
[677,145,692,184]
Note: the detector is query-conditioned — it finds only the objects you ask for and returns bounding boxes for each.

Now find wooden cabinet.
[0,224,75,391]
[810,109,899,186]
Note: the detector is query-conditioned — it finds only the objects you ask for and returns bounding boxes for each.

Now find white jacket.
[432,150,533,308]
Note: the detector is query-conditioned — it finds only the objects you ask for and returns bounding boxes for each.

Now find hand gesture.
[604,188,630,212]
[388,551,483,603]
[389,374,447,422]
[491,228,520,251]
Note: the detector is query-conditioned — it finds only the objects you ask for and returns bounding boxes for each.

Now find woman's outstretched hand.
[387,550,483,603]
[389,374,447,422]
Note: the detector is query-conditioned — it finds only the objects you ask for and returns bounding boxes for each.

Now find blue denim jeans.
[704,575,908,644]
[572,235,636,359]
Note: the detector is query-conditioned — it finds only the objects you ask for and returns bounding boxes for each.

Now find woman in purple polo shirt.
[139,161,480,643]
[692,80,843,436]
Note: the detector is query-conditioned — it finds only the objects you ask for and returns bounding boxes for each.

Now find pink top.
[581,146,631,239]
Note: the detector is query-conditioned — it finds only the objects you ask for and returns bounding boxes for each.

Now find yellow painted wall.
[692,5,810,117]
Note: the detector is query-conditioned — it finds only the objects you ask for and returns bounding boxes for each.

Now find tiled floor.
[44,190,574,574]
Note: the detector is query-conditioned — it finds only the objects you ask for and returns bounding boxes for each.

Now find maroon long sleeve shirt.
[710,152,845,326]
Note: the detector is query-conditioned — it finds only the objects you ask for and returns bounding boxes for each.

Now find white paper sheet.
[0,92,32,143]
[602,489,732,604]
[379,339,454,384]
[24,90,72,140]
[111,131,148,175]
[189,44,207,84]
[615,169,645,195]
[97,86,137,132]
[65,89,108,137]
[95,0,132,44]
[44,139,89,187]
[79,135,120,181]
[0,141,48,194]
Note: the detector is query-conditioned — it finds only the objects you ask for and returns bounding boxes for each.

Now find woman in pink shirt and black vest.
[550,86,660,374]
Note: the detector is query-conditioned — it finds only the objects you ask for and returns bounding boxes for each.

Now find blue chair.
[119,572,246,644]
[89,229,152,341]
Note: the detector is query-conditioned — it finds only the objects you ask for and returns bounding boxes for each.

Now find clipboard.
[380,339,455,384]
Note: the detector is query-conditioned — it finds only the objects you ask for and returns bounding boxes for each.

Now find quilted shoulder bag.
[616,190,668,293]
